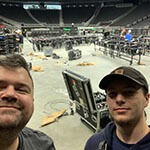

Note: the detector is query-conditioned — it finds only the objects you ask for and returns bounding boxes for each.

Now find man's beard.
[0,110,28,131]
[115,117,139,128]
[115,119,131,127]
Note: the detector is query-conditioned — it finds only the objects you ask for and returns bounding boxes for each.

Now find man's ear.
[145,93,150,107]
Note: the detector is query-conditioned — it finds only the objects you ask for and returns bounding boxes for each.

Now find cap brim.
[99,74,144,90]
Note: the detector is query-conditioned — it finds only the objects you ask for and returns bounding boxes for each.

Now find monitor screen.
[62,70,96,113]
[23,4,40,9]
[0,35,5,40]
[23,3,61,10]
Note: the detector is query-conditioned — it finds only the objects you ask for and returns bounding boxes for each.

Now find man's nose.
[115,93,126,104]
[1,86,18,102]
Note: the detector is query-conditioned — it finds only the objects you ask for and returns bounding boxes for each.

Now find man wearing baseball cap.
[85,66,150,150]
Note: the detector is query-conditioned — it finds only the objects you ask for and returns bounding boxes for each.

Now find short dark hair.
[0,54,33,85]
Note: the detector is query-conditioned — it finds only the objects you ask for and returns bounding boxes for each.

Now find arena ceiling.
[0,0,147,5]
[0,0,126,4]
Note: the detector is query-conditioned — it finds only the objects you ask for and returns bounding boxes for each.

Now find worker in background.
[125,29,132,42]
[120,27,126,39]
[15,29,24,54]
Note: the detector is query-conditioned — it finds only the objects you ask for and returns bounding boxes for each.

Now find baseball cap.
[99,66,149,91]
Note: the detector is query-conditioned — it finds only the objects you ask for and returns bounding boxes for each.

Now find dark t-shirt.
[112,130,150,150]
[85,122,150,150]
[18,127,55,150]
[112,130,134,150]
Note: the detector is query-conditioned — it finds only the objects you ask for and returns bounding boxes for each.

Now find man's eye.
[16,88,29,94]
[0,86,6,90]
[107,92,117,98]
[123,90,137,97]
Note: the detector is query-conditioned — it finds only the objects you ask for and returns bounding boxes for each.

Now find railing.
[94,36,149,65]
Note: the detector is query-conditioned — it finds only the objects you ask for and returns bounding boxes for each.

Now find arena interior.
[0,0,150,150]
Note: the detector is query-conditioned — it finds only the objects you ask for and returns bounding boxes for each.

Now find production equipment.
[62,70,110,132]
[68,49,82,61]
[7,34,19,53]
[0,34,19,54]
[65,40,82,60]
[0,35,9,54]
[98,34,149,65]
[65,40,73,51]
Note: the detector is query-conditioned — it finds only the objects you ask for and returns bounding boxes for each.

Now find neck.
[116,118,150,144]
[0,130,19,150]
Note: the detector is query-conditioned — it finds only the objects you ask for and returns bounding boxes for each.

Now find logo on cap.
[114,69,124,75]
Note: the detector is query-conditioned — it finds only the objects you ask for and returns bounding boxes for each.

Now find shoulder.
[85,131,105,150]
[84,122,115,150]
[19,127,55,150]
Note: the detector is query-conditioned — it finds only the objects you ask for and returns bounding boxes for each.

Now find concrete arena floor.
[23,38,150,150]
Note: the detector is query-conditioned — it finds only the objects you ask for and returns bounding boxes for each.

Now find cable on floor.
[43,99,72,116]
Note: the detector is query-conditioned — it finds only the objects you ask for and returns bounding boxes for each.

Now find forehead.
[0,66,33,86]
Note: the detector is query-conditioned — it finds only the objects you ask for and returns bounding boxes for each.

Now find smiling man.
[0,54,55,150]
[85,66,150,150]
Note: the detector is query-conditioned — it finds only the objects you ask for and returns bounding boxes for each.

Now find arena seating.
[0,1,149,27]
